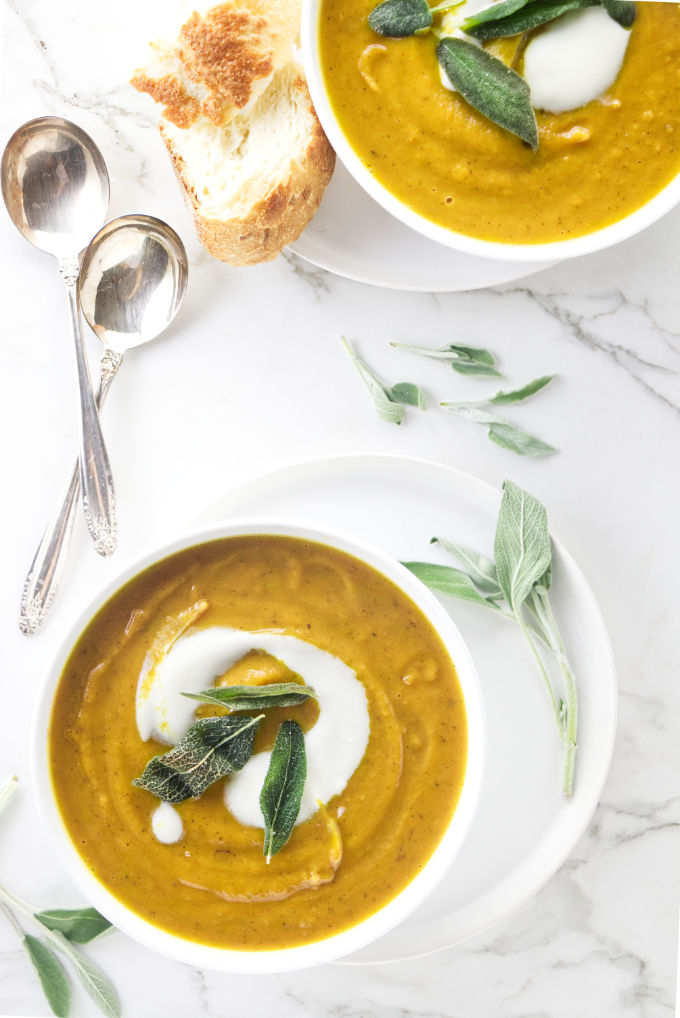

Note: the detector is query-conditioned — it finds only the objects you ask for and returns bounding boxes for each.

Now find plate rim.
[194,451,618,963]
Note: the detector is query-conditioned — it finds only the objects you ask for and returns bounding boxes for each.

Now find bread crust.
[132,0,335,266]
[160,77,335,266]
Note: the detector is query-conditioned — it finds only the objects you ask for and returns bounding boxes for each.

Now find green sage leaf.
[183,682,317,712]
[430,537,502,595]
[600,0,635,27]
[494,479,552,612]
[50,930,120,1018]
[401,561,502,608]
[368,0,433,37]
[438,37,538,149]
[133,714,262,804]
[35,908,112,945]
[387,382,428,409]
[462,0,534,29]
[488,422,557,456]
[464,0,595,40]
[260,720,307,861]
[342,336,405,424]
[488,374,554,405]
[391,341,500,376]
[23,935,71,1018]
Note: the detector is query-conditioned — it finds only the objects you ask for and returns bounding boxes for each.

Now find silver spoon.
[19,214,188,635]
[2,116,116,557]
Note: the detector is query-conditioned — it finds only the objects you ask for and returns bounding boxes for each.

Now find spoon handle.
[19,350,124,635]
[60,258,118,556]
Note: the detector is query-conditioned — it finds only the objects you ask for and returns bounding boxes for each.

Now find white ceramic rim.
[301,0,680,263]
[31,518,485,974]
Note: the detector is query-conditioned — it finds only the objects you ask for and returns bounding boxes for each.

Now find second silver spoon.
[19,214,188,634]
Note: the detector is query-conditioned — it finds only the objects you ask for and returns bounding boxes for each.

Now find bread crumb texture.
[131,0,335,265]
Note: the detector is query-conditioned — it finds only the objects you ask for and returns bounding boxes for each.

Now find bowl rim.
[31,517,485,974]
[301,0,680,263]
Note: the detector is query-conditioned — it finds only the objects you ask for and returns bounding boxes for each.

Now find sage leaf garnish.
[35,908,112,945]
[50,930,120,1018]
[260,720,307,862]
[388,381,428,408]
[183,682,317,712]
[404,480,578,796]
[430,537,502,595]
[133,714,262,804]
[369,0,433,37]
[488,374,554,404]
[400,560,504,609]
[438,37,538,149]
[342,336,426,424]
[464,0,595,40]
[600,0,635,27]
[23,935,71,1018]
[0,780,120,1018]
[487,422,557,456]
[391,341,501,377]
[442,403,556,456]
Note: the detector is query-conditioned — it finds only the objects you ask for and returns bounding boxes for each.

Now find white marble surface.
[1,2,680,1016]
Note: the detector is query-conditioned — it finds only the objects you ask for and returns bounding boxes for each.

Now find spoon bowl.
[1,116,109,259]
[79,214,188,353]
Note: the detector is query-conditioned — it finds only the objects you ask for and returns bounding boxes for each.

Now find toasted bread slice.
[131,1,335,265]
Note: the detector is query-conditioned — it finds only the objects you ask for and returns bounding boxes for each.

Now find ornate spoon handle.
[19,350,124,635]
[60,256,117,556]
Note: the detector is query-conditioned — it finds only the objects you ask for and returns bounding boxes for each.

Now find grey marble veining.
[1,2,679,1017]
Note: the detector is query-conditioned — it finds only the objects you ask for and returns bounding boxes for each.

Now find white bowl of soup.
[33,520,484,973]
[302,0,680,261]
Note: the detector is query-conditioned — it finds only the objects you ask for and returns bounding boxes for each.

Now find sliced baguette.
[131,1,335,265]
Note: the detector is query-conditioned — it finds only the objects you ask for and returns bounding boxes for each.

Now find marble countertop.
[1,2,679,1016]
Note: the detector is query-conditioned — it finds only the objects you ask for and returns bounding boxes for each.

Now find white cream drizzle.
[151,801,184,844]
[437,3,631,114]
[136,628,371,840]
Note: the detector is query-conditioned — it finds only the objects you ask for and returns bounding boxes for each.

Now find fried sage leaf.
[599,0,635,27]
[23,935,71,1018]
[36,908,112,945]
[437,38,538,149]
[183,682,317,712]
[464,0,595,40]
[133,715,262,804]
[369,0,433,37]
[260,720,307,862]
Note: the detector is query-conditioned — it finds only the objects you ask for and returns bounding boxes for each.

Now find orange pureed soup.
[318,2,680,243]
[49,536,468,950]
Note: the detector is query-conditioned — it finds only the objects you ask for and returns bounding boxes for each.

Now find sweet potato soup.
[49,536,468,950]
[318,2,680,243]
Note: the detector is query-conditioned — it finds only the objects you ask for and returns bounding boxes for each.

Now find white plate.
[196,454,617,963]
[287,161,555,291]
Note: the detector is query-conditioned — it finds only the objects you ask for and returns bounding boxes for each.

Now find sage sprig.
[441,374,556,456]
[463,0,635,37]
[260,721,307,862]
[342,336,427,424]
[403,481,578,796]
[133,714,262,803]
[390,341,501,378]
[0,775,120,1018]
[183,682,317,712]
[438,38,538,150]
